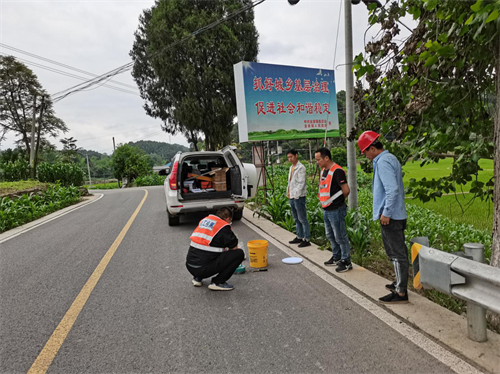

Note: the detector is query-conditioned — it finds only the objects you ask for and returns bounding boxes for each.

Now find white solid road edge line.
[241,218,484,374]
[0,193,104,244]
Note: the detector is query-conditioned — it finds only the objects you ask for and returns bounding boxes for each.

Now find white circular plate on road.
[282,257,303,265]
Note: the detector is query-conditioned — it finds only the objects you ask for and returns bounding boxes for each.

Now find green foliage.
[407,194,492,232]
[128,140,189,163]
[250,164,492,263]
[345,208,373,266]
[88,182,119,190]
[0,184,81,233]
[37,162,85,186]
[111,144,151,182]
[0,159,30,181]
[0,147,25,164]
[135,174,166,186]
[0,56,67,165]
[330,147,347,167]
[0,180,47,195]
[59,137,79,163]
[352,0,498,203]
[130,0,259,150]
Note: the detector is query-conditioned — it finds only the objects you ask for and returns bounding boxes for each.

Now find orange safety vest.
[319,164,345,208]
[190,214,230,252]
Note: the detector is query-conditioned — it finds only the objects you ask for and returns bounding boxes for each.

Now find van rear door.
[221,146,248,199]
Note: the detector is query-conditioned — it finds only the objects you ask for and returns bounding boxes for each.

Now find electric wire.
[0,43,139,91]
[84,129,167,154]
[324,0,344,145]
[0,52,141,97]
[50,0,266,103]
[78,125,159,142]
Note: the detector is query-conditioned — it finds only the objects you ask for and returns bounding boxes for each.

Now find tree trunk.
[33,98,45,177]
[487,22,500,331]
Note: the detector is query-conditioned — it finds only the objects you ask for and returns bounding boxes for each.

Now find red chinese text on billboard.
[252,77,330,94]
[303,119,331,128]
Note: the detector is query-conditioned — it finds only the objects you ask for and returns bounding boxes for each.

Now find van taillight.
[169,162,179,190]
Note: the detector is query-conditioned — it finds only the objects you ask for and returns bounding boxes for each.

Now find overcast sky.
[0,0,413,154]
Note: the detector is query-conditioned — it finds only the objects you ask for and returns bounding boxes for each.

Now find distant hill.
[77,141,189,165]
[128,140,189,162]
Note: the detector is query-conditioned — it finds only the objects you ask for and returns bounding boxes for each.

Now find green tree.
[130,0,259,151]
[128,140,188,161]
[352,0,499,326]
[0,56,67,173]
[60,137,79,163]
[0,147,26,163]
[111,144,151,183]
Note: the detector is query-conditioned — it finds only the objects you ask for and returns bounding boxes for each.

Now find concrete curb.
[243,209,500,374]
[0,193,103,244]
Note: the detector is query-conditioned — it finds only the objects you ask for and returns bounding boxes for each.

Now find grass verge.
[87,182,119,190]
[0,180,48,195]
[407,193,493,231]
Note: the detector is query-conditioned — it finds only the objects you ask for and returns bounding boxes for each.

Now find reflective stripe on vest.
[190,241,228,252]
[190,214,230,252]
[318,164,346,208]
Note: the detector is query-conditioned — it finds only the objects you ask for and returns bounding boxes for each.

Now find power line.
[78,125,159,142]
[81,129,166,151]
[0,52,141,97]
[324,0,344,145]
[0,43,139,91]
[50,0,266,103]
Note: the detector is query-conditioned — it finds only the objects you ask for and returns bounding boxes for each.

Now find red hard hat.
[358,131,380,153]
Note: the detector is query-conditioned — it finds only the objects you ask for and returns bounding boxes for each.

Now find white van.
[164,146,257,226]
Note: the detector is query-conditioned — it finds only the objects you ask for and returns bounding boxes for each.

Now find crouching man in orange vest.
[186,207,244,291]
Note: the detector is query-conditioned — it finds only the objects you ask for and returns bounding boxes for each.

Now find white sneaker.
[192,278,202,287]
[208,282,234,291]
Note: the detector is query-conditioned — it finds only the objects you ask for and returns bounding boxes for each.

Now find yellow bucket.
[247,240,268,268]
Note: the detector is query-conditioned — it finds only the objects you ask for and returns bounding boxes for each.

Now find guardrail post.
[463,243,487,342]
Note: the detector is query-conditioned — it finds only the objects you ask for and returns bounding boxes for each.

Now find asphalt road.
[0,186,456,374]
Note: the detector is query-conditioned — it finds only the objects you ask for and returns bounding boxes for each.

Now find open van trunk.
[178,154,241,201]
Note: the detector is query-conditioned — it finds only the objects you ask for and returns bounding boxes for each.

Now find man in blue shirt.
[358,131,409,304]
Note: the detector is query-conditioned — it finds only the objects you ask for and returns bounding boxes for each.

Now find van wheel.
[168,212,180,226]
[233,208,243,221]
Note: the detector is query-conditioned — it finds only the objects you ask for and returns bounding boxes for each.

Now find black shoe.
[324,256,341,266]
[385,282,396,292]
[379,291,409,304]
[298,240,311,248]
[289,237,302,244]
[335,260,353,273]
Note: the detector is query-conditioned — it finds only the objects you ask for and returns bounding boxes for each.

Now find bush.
[135,174,166,186]
[0,184,81,233]
[88,182,119,190]
[0,159,30,181]
[37,162,85,186]
[330,147,347,167]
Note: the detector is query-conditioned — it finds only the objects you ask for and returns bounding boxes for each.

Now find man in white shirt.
[286,149,311,247]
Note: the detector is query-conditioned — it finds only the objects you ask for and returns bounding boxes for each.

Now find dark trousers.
[381,219,409,294]
[186,249,244,284]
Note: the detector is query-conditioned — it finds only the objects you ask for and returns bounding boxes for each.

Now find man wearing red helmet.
[358,131,409,304]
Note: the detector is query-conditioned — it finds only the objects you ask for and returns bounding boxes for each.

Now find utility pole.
[344,0,358,209]
[30,95,37,179]
[86,154,92,188]
[113,137,121,188]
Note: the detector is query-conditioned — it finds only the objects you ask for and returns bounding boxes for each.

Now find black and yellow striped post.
[411,243,423,290]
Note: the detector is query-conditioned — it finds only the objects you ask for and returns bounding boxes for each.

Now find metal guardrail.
[415,241,500,342]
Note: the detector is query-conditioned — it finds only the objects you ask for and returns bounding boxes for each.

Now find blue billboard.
[234,61,339,142]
